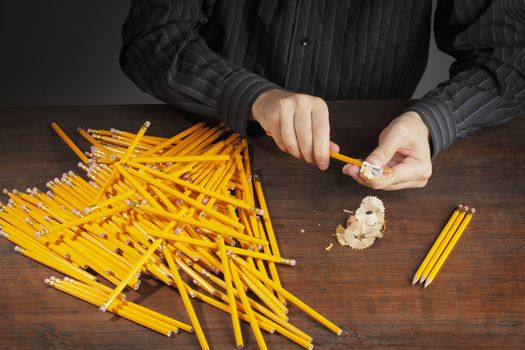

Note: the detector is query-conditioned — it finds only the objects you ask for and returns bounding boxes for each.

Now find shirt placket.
[284,0,313,91]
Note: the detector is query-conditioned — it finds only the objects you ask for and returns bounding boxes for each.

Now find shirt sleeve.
[120,0,278,136]
[407,0,525,157]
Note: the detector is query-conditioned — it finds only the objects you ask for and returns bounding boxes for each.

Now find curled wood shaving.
[335,196,386,250]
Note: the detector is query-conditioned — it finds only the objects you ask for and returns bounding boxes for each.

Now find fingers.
[311,100,330,170]
[274,94,331,167]
[365,133,402,168]
[342,163,360,177]
[366,162,420,189]
[345,161,429,190]
[382,180,427,191]
[279,100,302,159]
[294,103,314,163]
[342,164,368,186]
[251,90,332,169]
[361,151,432,190]
[269,122,287,153]
[329,141,340,153]
[342,112,432,190]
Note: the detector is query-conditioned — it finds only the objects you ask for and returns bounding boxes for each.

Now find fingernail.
[318,162,328,171]
[365,156,378,166]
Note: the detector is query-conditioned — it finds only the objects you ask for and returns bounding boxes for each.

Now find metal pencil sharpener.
[360,161,384,179]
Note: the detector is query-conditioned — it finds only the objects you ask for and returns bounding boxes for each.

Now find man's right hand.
[251,89,338,170]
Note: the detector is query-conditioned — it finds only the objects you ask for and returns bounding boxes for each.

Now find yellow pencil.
[47,277,177,336]
[51,122,89,164]
[140,122,206,157]
[2,121,343,348]
[13,245,96,284]
[89,167,118,203]
[147,230,216,248]
[67,171,98,196]
[127,167,243,229]
[120,121,150,163]
[163,243,209,350]
[175,256,218,296]
[228,246,296,266]
[100,238,164,312]
[218,236,244,348]
[128,161,261,214]
[329,151,363,167]
[119,295,192,333]
[132,155,229,163]
[135,205,267,246]
[84,189,135,214]
[233,255,343,336]
[253,175,286,304]
[35,205,128,236]
[239,266,289,319]
[77,127,110,156]
[230,259,268,350]
[190,289,276,334]
[256,218,285,302]
[424,208,475,288]
[412,205,462,285]
[252,176,279,254]
[419,206,468,283]
[113,163,163,210]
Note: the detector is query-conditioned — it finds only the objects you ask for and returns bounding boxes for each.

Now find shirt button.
[299,37,309,46]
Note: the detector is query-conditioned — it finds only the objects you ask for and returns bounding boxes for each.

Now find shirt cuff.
[406,96,457,157]
[216,70,278,137]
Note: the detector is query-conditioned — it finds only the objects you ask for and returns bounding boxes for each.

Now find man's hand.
[251,89,338,170]
[343,111,432,190]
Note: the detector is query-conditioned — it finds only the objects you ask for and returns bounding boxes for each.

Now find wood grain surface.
[0,101,523,349]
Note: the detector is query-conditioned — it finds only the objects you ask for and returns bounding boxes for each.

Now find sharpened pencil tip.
[419,275,426,284]
[424,279,432,288]
[411,275,420,285]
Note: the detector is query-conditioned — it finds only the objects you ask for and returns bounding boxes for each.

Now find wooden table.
[0,101,523,349]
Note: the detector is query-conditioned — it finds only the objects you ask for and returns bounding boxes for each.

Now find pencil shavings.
[355,196,385,226]
[335,225,348,246]
[335,196,386,250]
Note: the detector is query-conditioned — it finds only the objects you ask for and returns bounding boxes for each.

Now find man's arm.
[345,0,525,190]
[409,0,525,156]
[120,0,277,136]
[121,0,334,170]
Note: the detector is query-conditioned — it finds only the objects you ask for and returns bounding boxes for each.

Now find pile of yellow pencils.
[0,121,342,349]
[412,204,475,288]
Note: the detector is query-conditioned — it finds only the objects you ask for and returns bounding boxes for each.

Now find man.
[120,0,525,190]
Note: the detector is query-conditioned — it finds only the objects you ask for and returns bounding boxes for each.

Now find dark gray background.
[0,1,454,108]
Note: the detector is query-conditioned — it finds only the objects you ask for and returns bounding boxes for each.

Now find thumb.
[365,131,402,167]
[329,141,340,153]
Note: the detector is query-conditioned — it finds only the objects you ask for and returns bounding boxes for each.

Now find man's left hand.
[342,111,433,190]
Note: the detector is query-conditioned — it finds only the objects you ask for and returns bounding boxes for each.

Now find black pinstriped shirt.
[120,0,525,156]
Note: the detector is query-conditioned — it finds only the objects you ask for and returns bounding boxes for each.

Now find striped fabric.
[120,0,525,156]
